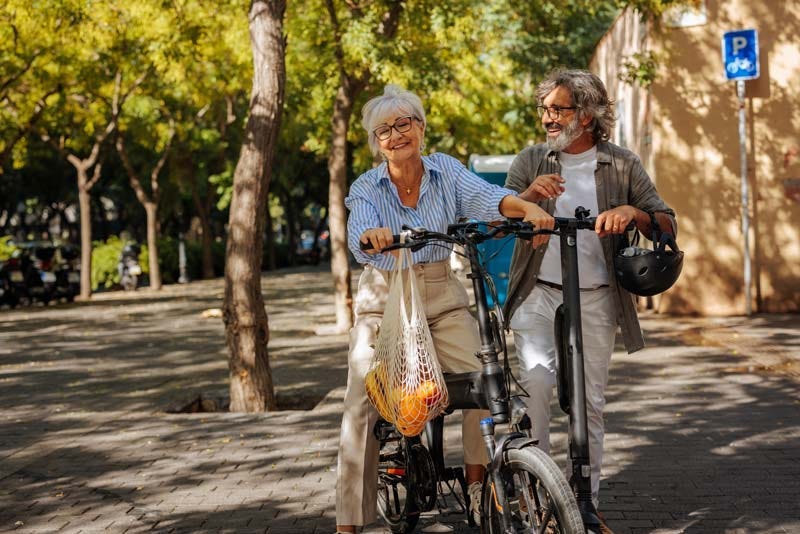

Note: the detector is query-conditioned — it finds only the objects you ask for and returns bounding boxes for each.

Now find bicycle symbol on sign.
[727,57,754,74]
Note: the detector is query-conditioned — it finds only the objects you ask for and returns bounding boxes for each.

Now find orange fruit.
[395,393,428,436]
[415,380,442,408]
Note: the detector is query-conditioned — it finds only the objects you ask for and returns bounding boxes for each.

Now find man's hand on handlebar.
[595,206,638,238]
[360,227,398,257]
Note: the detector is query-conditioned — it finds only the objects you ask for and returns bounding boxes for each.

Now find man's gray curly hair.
[536,69,616,142]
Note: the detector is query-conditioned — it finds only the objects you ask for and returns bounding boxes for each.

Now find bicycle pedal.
[373,419,399,441]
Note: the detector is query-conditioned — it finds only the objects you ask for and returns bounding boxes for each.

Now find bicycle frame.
[367,224,537,532]
[369,219,593,533]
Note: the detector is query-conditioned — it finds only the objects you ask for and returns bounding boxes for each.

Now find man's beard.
[545,116,584,152]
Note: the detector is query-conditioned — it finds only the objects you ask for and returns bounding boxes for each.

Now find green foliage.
[623,0,697,19]
[0,236,18,261]
[91,236,125,290]
[619,51,659,87]
[209,164,235,211]
[285,0,539,174]
[91,236,150,290]
[4,0,696,278]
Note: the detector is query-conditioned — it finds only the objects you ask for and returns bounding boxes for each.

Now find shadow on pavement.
[0,266,797,533]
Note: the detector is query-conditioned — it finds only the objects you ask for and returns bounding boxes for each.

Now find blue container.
[468,155,517,308]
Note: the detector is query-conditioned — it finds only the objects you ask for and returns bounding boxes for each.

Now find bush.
[91,236,124,290]
[91,237,149,290]
[0,236,18,261]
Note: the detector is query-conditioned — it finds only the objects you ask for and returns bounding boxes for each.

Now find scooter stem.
[559,225,595,513]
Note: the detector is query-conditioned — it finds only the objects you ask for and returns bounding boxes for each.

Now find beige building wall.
[591,1,800,315]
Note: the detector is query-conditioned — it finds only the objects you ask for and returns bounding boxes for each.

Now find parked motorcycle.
[26,243,58,304]
[0,260,16,308]
[54,244,81,302]
[1,248,34,305]
[118,243,142,291]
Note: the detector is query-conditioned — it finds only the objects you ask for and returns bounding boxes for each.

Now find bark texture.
[223,0,286,412]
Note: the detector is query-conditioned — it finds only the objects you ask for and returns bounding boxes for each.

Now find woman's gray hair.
[536,69,616,142]
[361,84,426,156]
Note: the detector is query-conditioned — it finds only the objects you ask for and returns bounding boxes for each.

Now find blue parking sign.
[722,29,760,80]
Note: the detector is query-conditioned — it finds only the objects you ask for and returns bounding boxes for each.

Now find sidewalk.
[0,266,798,533]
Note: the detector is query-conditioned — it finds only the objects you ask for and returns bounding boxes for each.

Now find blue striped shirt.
[346,152,517,270]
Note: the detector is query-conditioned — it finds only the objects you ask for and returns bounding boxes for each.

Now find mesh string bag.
[365,245,449,437]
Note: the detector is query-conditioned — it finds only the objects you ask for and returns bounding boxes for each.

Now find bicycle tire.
[377,441,420,533]
[481,447,584,534]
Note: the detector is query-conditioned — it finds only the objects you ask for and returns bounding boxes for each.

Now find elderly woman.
[335,84,553,533]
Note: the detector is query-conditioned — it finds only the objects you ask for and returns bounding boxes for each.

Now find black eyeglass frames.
[536,105,580,119]
[373,116,420,141]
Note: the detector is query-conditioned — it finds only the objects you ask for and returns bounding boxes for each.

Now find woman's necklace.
[390,166,423,196]
[398,181,415,195]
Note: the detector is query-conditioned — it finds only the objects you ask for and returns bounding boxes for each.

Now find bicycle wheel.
[481,447,583,534]
[377,440,420,533]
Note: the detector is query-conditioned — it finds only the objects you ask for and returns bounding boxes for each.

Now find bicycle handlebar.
[358,207,635,254]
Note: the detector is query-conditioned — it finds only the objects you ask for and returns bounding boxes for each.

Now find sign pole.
[737,80,752,316]
[723,28,758,316]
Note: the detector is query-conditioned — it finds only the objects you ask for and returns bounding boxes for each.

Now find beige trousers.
[511,284,617,506]
[335,261,490,526]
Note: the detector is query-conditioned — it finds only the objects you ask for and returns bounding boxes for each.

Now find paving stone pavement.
[0,265,798,534]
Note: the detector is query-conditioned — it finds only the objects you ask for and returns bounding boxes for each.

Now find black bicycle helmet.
[614,213,684,297]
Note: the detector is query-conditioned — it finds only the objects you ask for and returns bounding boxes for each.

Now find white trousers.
[335,262,489,526]
[510,283,616,504]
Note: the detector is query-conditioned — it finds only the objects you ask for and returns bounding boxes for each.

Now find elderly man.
[504,69,677,533]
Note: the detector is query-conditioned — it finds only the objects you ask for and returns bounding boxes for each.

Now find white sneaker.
[467,481,482,526]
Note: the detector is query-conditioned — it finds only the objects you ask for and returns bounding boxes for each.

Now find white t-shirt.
[537,146,609,289]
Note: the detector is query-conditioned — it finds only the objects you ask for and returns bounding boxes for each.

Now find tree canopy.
[1,0,680,262]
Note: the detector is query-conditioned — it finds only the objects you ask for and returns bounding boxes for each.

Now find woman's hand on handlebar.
[595,206,637,237]
[522,203,555,249]
[360,228,398,256]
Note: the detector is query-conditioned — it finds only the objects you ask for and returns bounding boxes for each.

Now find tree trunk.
[144,202,161,289]
[77,172,92,300]
[223,0,286,412]
[327,81,358,332]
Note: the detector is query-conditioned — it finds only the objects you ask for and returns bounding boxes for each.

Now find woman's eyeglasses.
[373,116,419,141]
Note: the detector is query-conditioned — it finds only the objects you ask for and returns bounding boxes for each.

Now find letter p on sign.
[732,36,747,54]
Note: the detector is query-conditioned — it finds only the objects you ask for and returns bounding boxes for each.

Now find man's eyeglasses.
[373,116,419,141]
[536,105,580,119]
